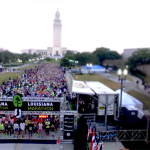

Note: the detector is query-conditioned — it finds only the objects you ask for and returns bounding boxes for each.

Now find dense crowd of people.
[0,63,69,139]
[0,63,68,98]
[0,115,58,139]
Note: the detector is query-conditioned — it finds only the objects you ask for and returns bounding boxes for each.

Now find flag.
[90,128,95,150]
[87,121,92,140]
[93,133,98,150]
[98,142,102,150]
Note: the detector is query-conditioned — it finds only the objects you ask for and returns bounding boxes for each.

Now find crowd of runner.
[0,63,68,97]
[0,115,58,139]
[0,63,69,139]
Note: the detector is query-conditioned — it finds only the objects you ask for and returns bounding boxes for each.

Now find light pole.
[2,48,4,65]
[87,63,92,81]
[69,60,74,69]
[117,68,128,117]
[75,61,79,69]
[9,60,11,68]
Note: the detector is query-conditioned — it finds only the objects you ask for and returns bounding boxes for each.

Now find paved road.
[0,143,73,150]
[0,142,126,150]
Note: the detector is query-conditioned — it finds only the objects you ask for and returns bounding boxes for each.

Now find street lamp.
[75,61,78,64]
[69,60,74,69]
[118,68,128,118]
[9,60,11,68]
[87,63,92,81]
[75,61,79,68]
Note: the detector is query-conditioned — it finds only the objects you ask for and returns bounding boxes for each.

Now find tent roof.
[72,80,95,95]
[115,89,143,110]
[86,81,117,95]
[82,65,105,69]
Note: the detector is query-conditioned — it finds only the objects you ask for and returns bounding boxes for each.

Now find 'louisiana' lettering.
[28,102,53,107]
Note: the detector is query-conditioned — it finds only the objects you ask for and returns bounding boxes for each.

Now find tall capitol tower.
[22,10,79,57]
[53,10,61,47]
[52,9,67,56]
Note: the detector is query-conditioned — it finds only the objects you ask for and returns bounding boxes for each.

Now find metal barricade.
[88,130,148,142]
[99,131,117,142]
[117,130,147,141]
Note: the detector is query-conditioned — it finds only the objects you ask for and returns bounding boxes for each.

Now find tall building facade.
[21,10,75,58]
[52,10,67,56]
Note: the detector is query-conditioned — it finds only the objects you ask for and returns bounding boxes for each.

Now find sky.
[0,0,150,54]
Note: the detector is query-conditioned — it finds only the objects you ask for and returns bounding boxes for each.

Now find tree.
[0,50,41,64]
[107,51,122,60]
[93,47,110,64]
[93,47,122,65]
[75,52,99,66]
[60,58,70,67]
[127,49,150,71]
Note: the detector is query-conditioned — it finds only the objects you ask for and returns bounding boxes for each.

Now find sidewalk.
[0,143,74,150]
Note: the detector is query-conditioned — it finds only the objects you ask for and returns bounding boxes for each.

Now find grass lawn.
[18,64,39,70]
[0,64,38,85]
[145,76,150,85]
[44,60,60,63]
[127,90,150,110]
[110,73,133,81]
[0,72,23,85]
[72,73,121,91]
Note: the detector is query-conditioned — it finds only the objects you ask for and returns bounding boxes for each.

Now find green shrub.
[131,70,146,84]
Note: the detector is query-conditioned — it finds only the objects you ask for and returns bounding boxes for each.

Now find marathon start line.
[0,95,77,150]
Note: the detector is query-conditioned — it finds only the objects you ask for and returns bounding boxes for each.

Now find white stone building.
[21,10,77,58]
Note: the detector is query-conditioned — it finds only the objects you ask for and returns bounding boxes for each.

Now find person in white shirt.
[13,122,19,138]
[20,121,25,138]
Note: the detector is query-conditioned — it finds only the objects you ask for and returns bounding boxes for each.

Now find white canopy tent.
[86,81,117,95]
[115,89,143,110]
[72,80,95,95]
[85,81,119,126]
[115,89,144,119]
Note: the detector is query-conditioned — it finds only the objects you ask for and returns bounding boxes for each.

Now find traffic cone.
[57,137,60,143]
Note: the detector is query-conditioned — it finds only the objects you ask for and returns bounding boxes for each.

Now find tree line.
[60,47,122,67]
[127,48,150,84]
[0,50,41,64]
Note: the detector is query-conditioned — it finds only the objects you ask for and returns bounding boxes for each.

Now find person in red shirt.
[14,117,17,123]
